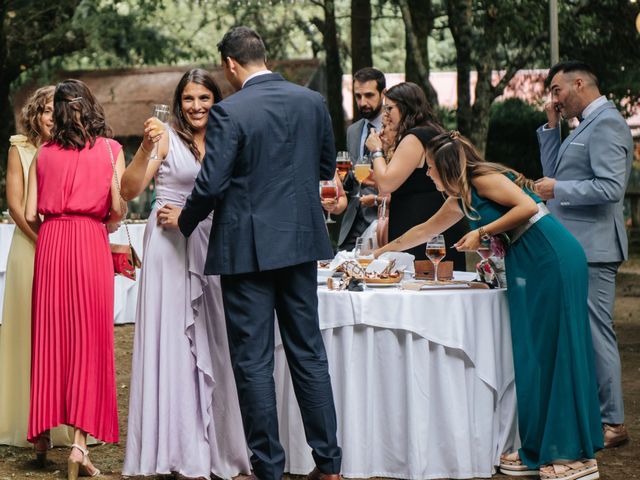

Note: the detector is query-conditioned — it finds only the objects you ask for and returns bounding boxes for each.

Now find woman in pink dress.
[25,79,126,480]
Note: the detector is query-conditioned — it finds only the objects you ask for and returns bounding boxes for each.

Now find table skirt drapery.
[275,286,518,480]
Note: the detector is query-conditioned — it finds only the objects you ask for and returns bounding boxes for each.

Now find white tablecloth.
[275,285,518,479]
[0,223,146,324]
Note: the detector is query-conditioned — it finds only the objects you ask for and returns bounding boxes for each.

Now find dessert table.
[275,281,518,479]
[0,222,146,324]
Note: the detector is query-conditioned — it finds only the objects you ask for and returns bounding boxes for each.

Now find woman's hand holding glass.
[142,117,166,157]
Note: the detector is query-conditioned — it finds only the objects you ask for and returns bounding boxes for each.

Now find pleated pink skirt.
[28,215,118,443]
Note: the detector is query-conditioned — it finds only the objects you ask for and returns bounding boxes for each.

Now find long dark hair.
[20,85,55,146]
[427,131,536,220]
[172,69,222,160]
[384,82,441,147]
[50,79,112,149]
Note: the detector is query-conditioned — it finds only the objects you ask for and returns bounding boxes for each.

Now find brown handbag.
[106,139,142,280]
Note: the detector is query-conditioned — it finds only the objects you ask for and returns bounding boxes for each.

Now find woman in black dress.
[365,82,467,266]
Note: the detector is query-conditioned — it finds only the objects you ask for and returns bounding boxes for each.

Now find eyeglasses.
[382,104,396,114]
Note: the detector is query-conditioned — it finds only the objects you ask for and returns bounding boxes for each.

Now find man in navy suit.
[536,61,633,449]
[178,27,342,480]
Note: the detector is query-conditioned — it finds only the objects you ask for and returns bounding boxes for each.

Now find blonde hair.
[427,131,536,220]
[19,85,55,146]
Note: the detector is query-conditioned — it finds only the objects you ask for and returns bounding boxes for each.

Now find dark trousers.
[221,261,342,480]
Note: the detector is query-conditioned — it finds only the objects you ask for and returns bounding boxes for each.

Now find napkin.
[379,251,415,274]
[328,250,354,271]
[365,258,390,274]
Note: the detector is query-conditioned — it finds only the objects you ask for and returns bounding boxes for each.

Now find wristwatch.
[478,226,491,242]
[371,150,385,160]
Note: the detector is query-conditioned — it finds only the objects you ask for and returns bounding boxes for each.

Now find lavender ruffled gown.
[123,127,250,478]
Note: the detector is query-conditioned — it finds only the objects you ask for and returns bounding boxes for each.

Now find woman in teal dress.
[375,131,603,480]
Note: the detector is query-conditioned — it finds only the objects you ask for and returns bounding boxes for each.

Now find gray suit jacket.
[338,118,378,247]
[537,101,632,263]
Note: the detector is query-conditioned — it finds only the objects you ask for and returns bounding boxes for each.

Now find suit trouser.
[221,262,342,480]
[587,262,625,424]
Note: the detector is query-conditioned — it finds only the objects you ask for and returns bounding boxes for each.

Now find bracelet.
[478,226,491,242]
[374,196,379,206]
[140,142,152,154]
[371,150,385,160]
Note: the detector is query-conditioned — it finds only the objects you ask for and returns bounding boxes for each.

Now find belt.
[509,203,550,244]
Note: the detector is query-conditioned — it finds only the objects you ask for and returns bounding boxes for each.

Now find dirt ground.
[1,259,639,480]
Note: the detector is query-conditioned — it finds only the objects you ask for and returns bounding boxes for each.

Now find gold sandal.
[68,443,100,480]
[539,459,599,480]
[499,451,538,476]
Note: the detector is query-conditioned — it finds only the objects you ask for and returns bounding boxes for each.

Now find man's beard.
[359,104,382,120]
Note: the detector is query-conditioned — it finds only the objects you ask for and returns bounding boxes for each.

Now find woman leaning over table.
[375,131,603,480]
[0,85,76,458]
[120,68,250,479]
[364,82,466,268]
[25,79,125,480]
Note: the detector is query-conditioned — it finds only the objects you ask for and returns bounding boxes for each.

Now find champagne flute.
[319,180,338,224]
[425,234,446,283]
[150,104,170,161]
[353,155,372,198]
[336,151,352,182]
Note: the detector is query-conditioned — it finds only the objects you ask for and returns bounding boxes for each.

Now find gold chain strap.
[105,139,133,249]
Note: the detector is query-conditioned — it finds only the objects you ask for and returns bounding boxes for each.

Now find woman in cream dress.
[0,86,73,459]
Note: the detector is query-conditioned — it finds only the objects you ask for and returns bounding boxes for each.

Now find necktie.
[362,122,375,156]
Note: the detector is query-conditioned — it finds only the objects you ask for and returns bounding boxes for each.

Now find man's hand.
[544,101,561,129]
[534,177,556,200]
[157,203,183,229]
[360,194,377,207]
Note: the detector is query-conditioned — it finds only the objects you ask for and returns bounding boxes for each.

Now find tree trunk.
[402,0,438,106]
[0,12,17,197]
[323,0,346,150]
[350,0,372,121]
[446,0,473,138]
[351,0,372,74]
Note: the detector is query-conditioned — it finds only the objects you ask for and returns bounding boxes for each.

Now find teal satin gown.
[467,185,603,468]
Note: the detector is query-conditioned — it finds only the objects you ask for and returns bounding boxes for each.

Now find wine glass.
[336,151,352,181]
[425,234,446,283]
[354,236,374,262]
[150,104,171,161]
[353,155,372,198]
[319,180,338,224]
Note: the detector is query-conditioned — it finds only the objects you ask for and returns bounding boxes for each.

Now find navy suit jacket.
[178,73,336,275]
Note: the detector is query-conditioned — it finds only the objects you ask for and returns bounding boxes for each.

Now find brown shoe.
[307,467,342,480]
[603,423,629,448]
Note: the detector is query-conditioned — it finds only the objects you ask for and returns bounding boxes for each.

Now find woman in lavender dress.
[121,69,250,479]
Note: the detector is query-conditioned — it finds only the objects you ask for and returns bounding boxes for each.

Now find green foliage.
[558,0,640,116]
[485,98,547,181]
[435,105,456,131]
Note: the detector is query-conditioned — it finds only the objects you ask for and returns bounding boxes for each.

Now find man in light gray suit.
[536,60,632,448]
[338,67,385,251]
